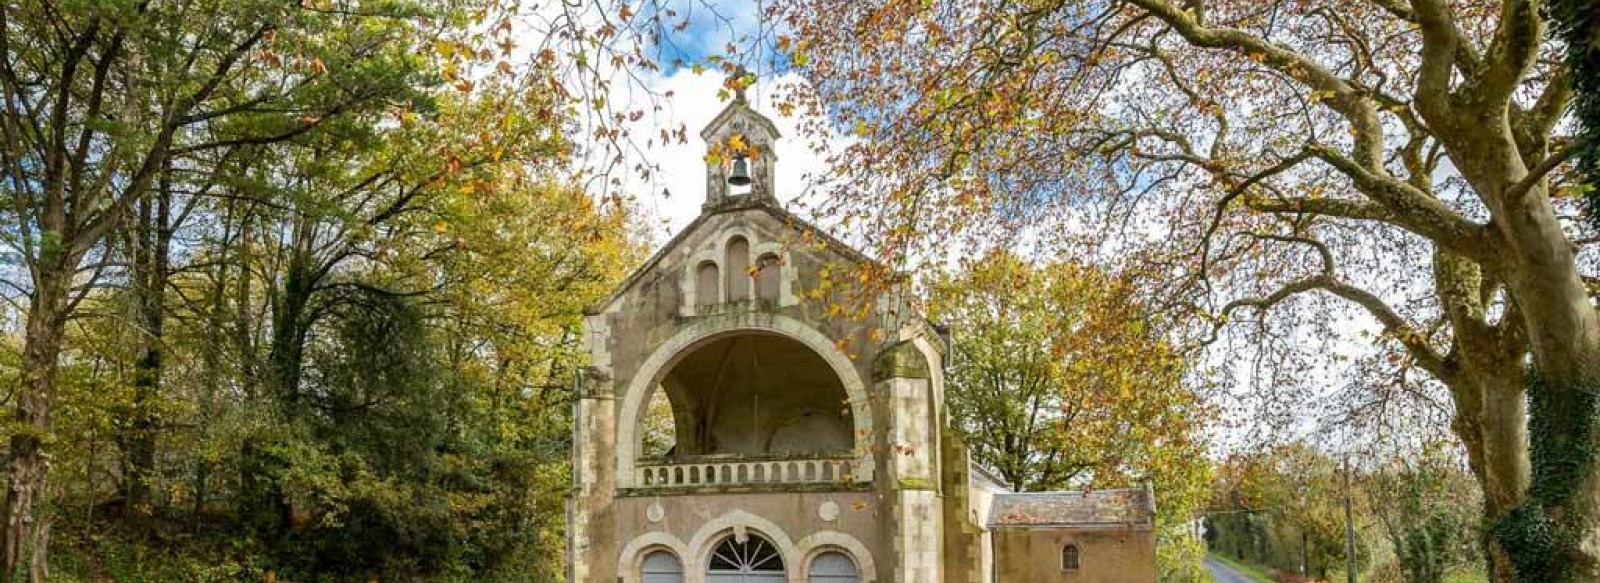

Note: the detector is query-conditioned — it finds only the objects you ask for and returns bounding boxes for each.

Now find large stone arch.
[795,530,878,582]
[619,531,693,583]
[616,312,875,488]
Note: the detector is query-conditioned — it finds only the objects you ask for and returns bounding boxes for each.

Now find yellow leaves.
[1306,89,1335,104]
[309,57,327,75]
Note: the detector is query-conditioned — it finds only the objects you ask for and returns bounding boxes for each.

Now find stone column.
[874,342,944,583]
[571,366,617,583]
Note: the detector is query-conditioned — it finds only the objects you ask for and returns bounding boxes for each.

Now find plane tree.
[773,0,1596,580]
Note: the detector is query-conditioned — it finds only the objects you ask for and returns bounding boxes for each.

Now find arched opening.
[726,237,751,301]
[754,253,781,304]
[697,261,721,307]
[640,388,677,457]
[642,333,853,458]
[642,550,685,583]
[1061,544,1081,571]
[808,551,860,582]
[708,534,785,582]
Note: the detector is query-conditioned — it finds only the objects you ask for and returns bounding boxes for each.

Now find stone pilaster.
[875,342,943,583]
[571,366,616,583]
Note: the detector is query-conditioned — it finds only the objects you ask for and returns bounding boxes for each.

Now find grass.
[1209,554,1279,583]
[1322,565,1489,583]
[1443,567,1488,583]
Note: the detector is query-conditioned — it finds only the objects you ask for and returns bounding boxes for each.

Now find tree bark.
[120,174,173,514]
[4,268,67,580]
[1433,251,1529,583]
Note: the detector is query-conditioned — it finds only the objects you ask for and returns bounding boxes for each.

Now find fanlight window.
[707,534,785,582]
[808,551,860,582]
[642,550,684,583]
[1062,544,1081,570]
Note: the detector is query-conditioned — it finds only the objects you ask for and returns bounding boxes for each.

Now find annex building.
[568,88,1157,583]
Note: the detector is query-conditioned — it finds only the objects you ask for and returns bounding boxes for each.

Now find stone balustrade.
[635,455,860,488]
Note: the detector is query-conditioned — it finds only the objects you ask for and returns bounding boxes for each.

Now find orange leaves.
[703,133,761,167]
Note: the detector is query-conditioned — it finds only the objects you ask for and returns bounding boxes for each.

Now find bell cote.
[700,84,780,211]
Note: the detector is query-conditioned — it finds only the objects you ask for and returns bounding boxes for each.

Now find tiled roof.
[986,486,1156,530]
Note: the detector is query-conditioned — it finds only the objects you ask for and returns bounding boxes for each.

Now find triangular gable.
[584,203,883,315]
[699,98,782,142]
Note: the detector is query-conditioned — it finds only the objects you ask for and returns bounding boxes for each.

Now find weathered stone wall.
[575,204,914,582]
[939,431,983,583]
[992,528,1157,583]
[611,491,881,581]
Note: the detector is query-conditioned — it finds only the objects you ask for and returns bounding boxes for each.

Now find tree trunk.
[121,181,172,514]
[1489,193,1600,581]
[1450,372,1528,583]
[4,269,67,580]
[1433,250,1530,583]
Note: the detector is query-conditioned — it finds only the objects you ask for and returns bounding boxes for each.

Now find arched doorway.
[707,534,786,582]
[808,551,860,582]
[641,550,684,583]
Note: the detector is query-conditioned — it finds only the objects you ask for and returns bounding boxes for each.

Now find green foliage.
[1207,445,1369,579]
[1494,373,1600,583]
[928,249,1212,580]
[1546,0,1600,226]
[1368,445,1484,583]
[1157,533,1209,583]
[1208,443,1491,583]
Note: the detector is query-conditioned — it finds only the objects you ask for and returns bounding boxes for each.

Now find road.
[1204,556,1261,583]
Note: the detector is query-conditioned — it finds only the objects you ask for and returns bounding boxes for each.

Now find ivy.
[1545,0,1600,226]
[1494,372,1600,582]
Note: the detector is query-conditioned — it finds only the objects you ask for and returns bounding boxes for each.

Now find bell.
[727,155,752,186]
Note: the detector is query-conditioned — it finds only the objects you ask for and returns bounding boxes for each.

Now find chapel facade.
[568,89,1157,583]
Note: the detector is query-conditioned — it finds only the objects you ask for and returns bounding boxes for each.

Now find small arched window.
[642,550,684,583]
[808,551,860,582]
[1061,544,1080,571]
[755,253,782,304]
[697,261,720,307]
[726,237,751,301]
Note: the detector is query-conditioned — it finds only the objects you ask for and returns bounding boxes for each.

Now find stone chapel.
[568,88,1158,583]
